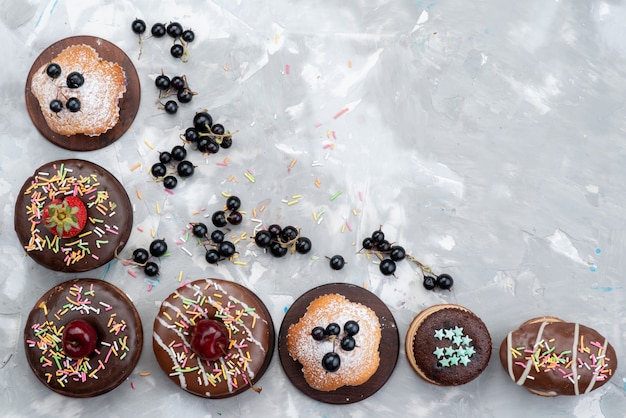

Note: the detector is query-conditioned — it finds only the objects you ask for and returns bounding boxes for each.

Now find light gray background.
[1,0,624,416]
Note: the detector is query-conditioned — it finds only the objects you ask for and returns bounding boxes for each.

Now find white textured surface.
[1,0,625,417]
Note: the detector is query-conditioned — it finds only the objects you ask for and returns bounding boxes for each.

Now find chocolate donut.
[152,278,275,398]
[14,159,132,272]
[499,317,617,396]
[406,304,492,386]
[23,278,143,397]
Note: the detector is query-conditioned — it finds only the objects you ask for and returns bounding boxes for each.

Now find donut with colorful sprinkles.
[14,159,132,272]
[499,317,617,396]
[152,278,275,398]
[23,278,143,397]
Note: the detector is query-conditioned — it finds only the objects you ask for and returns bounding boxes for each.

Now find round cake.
[152,278,275,398]
[14,159,133,272]
[23,278,143,397]
[286,293,382,392]
[30,43,126,136]
[499,317,618,396]
[406,304,492,386]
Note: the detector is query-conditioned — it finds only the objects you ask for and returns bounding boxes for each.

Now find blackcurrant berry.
[170,76,185,90]
[343,320,359,336]
[211,211,228,227]
[325,323,341,336]
[205,139,220,154]
[177,161,194,177]
[49,99,63,113]
[226,195,241,211]
[144,261,159,276]
[295,237,312,254]
[193,111,213,132]
[269,241,288,258]
[322,352,341,372]
[166,22,183,38]
[436,274,454,290]
[66,72,84,88]
[280,226,298,243]
[376,239,391,252]
[131,18,146,34]
[205,249,220,264]
[218,241,236,258]
[151,23,166,37]
[371,229,385,243]
[340,336,356,351]
[155,74,170,91]
[46,63,62,78]
[163,175,178,189]
[220,137,233,149]
[177,88,193,103]
[211,123,225,135]
[267,224,282,238]
[171,145,187,161]
[227,211,243,225]
[254,230,272,248]
[379,259,396,276]
[149,238,168,257]
[170,44,184,59]
[159,151,172,164]
[389,245,406,261]
[311,326,326,341]
[191,223,208,238]
[132,248,149,264]
[329,255,345,270]
[423,275,437,290]
[210,230,225,243]
[66,97,81,112]
[164,100,178,114]
[182,29,195,43]
[151,162,167,178]
[184,127,199,142]
[362,237,374,250]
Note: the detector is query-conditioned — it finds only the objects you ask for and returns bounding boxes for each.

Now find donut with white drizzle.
[152,278,274,398]
[499,318,617,396]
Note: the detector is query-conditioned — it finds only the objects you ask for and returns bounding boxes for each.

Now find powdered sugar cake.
[278,283,399,404]
[25,36,140,151]
[287,294,382,391]
[31,44,126,136]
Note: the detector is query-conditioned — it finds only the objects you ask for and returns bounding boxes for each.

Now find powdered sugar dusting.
[30,44,126,136]
[287,294,381,391]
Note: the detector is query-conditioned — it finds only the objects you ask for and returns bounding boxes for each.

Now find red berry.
[62,319,98,359]
[190,318,229,361]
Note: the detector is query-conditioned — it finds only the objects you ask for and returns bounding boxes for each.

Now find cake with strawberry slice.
[14,159,132,272]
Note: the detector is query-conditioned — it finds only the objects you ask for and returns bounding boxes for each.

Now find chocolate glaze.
[14,159,132,272]
[499,321,617,396]
[409,306,492,385]
[152,278,275,398]
[23,278,143,398]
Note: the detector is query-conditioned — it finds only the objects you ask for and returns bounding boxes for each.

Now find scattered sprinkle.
[130,163,141,172]
[333,107,349,119]
[329,191,343,201]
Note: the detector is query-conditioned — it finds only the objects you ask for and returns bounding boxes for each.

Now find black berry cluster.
[190,222,237,264]
[150,144,195,189]
[359,226,455,290]
[212,195,244,227]
[155,71,196,114]
[126,238,168,276]
[360,227,405,276]
[181,111,234,154]
[45,63,83,114]
[254,224,311,258]
[311,320,360,372]
[132,18,195,61]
